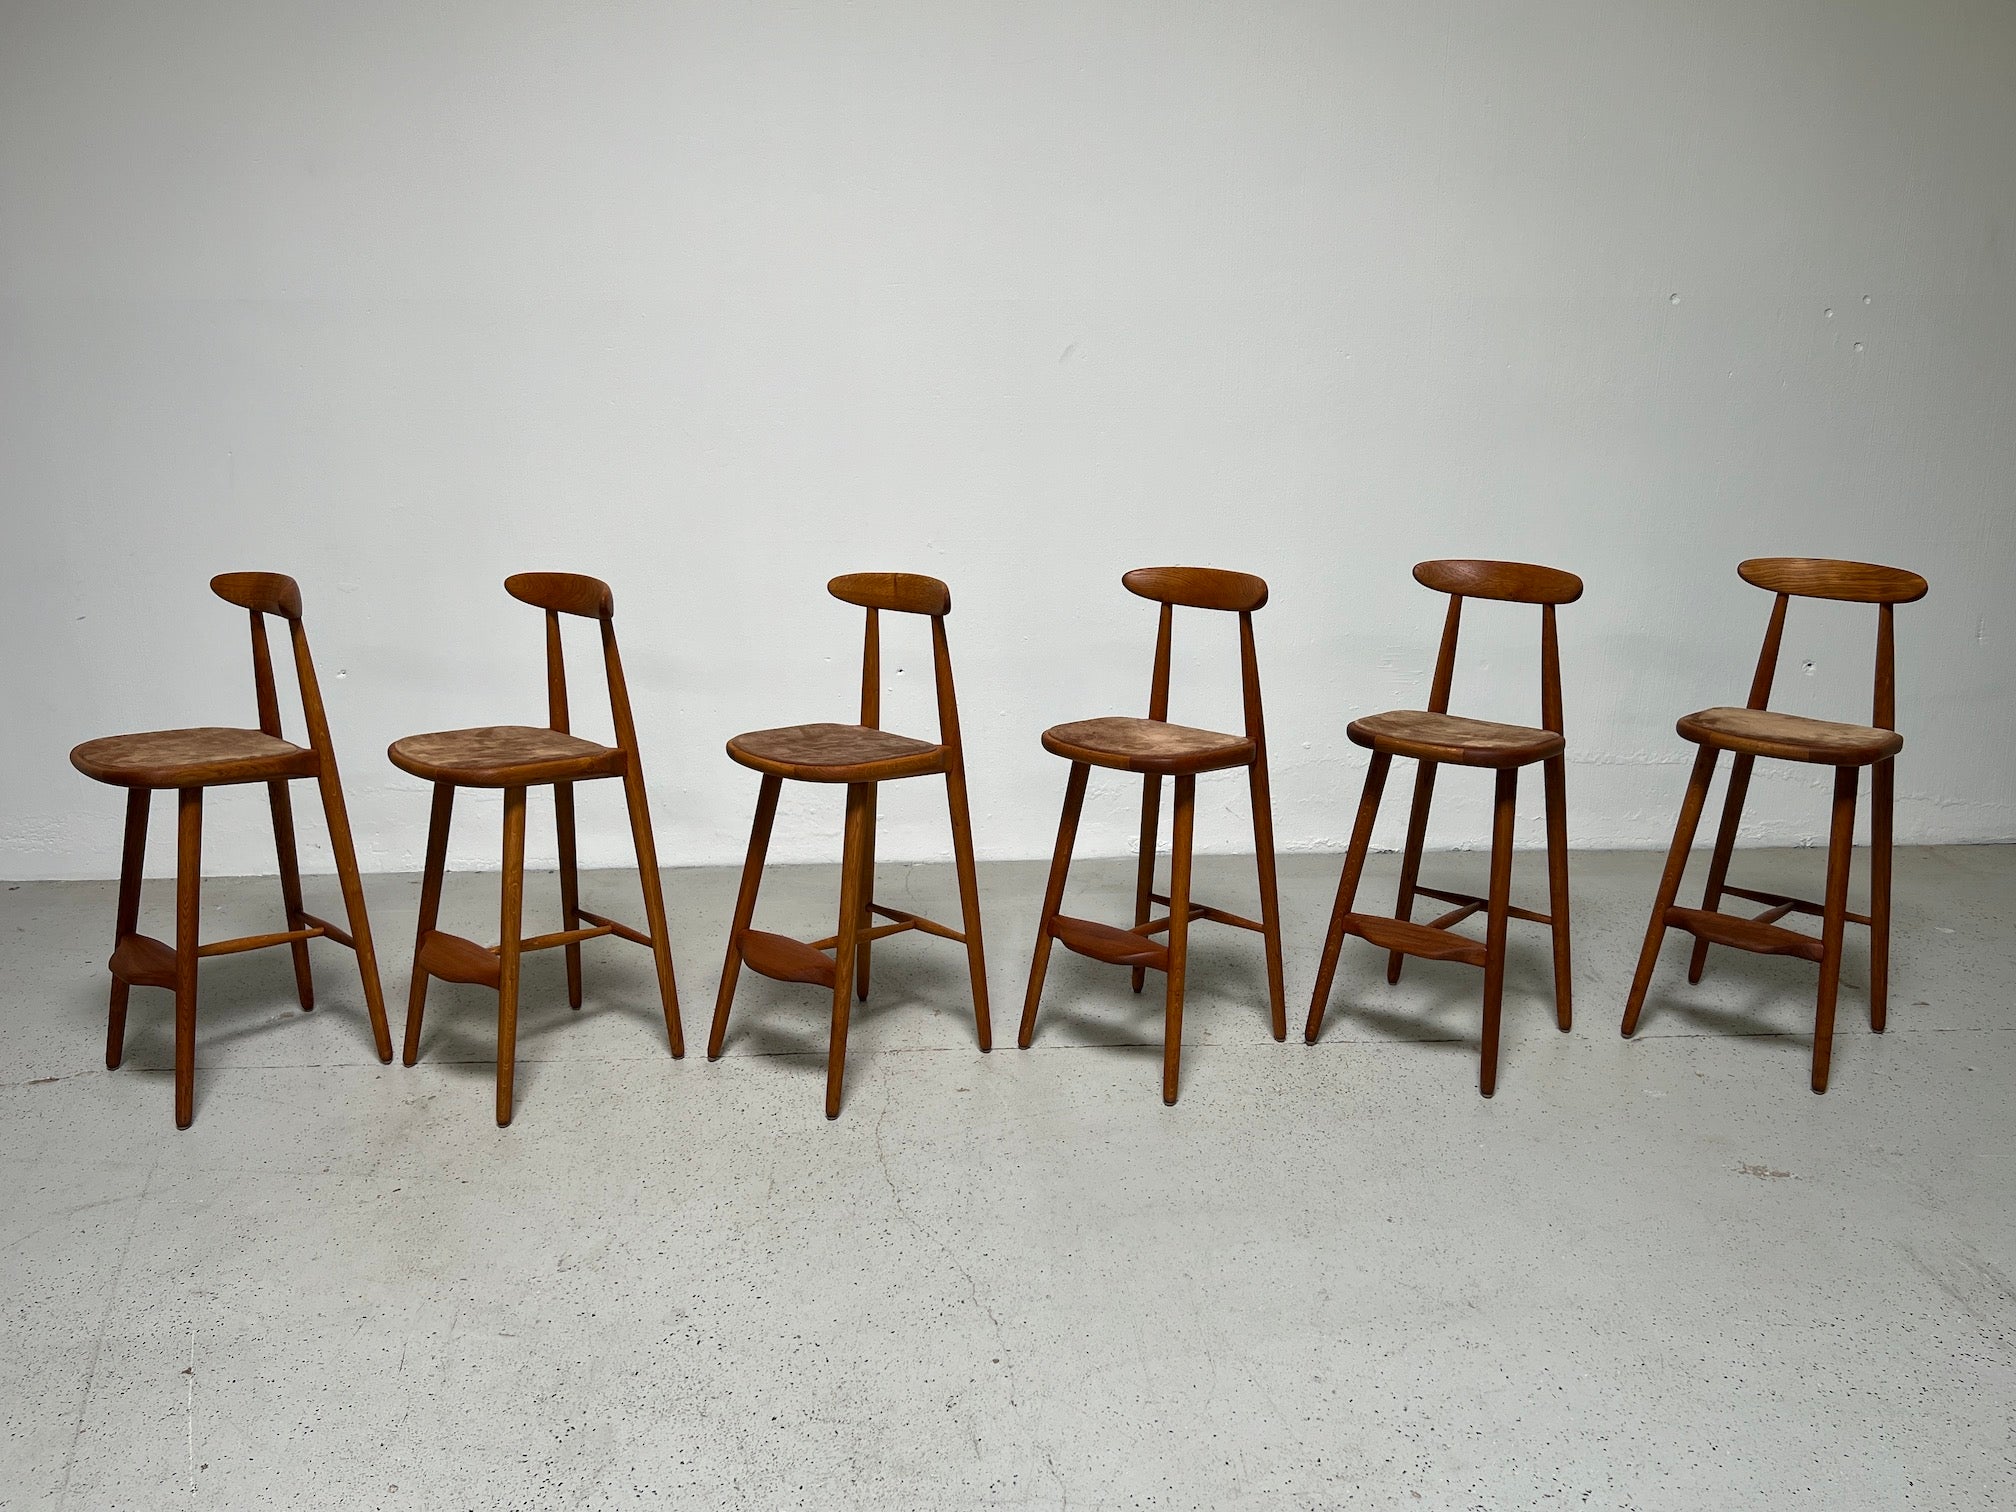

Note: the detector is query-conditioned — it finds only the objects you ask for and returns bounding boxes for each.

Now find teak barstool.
[1018,567,1287,1104]
[68,572,392,1128]
[1304,560,1582,1096]
[1620,557,1928,1092]
[390,573,682,1126]
[708,573,990,1119]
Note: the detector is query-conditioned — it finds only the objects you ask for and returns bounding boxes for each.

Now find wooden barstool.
[708,573,990,1119]
[1621,557,1927,1092]
[1304,560,1582,1096]
[1018,567,1287,1104]
[391,573,682,1126]
[68,572,393,1128]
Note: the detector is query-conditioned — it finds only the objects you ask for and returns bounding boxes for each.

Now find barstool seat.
[1041,716,1255,775]
[388,725,625,786]
[71,727,320,788]
[1674,706,1902,766]
[1348,710,1563,768]
[727,722,948,782]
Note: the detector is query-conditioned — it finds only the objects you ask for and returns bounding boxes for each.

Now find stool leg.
[1019,762,1089,1049]
[1542,754,1573,1032]
[401,783,455,1066]
[1622,746,1719,1037]
[107,788,149,1070]
[945,759,992,1051]
[1248,756,1288,1042]
[1870,756,1894,1032]
[1686,753,1755,984]
[315,757,393,1062]
[1305,752,1392,1044]
[1386,760,1439,984]
[1130,774,1163,994]
[173,788,203,1129]
[1163,774,1197,1104]
[555,781,584,1010]
[495,786,527,1127]
[267,780,315,1012]
[1479,768,1518,1097]
[709,775,781,1059]
[1813,766,1859,1093]
[854,785,878,1003]
[621,757,684,1058]
[826,782,873,1119]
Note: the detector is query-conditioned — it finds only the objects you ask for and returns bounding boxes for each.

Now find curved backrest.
[1413,559,1583,605]
[1123,566,1268,613]
[827,572,951,617]
[211,571,303,620]
[506,572,615,619]
[1738,557,1927,604]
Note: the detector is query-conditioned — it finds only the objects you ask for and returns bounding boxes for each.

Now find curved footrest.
[1667,907,1824,962]
[1051,915,1170,972]
[416,930,504,988]
[110,934,177,989]
[740,929,838,988]
[1347,913,1488,968]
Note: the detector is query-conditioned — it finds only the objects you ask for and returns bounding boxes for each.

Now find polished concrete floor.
[1,843,2011,1509]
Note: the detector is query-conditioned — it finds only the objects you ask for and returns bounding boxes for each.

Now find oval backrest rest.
[505,572,615,619]
[1738,557,1927,604]
[827,572,951,616]
[210,571,303,620]
[1412,559,1583,605]
[1122,566,1268,613]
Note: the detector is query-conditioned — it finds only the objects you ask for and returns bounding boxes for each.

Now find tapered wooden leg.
[173,787,203,1129]
[1686,753,1755,984]
[709,775,782,1060]
[401,783,455,1066]
[854,785,878,1002]
[1812,766,1859,1094]
[1542,754,1572,1032]
[267,780,315,1012]
[1130,774,1163,994]
[554,781,584,1010]
[1163,775,1197,1105]
[1621,746,1718,1037]
[621,758,684,1058]
[945,760,992,1051]
[1304,752,1392,1044]
[1870,756,1894,1033]
[107,788,149,1070]
[1019,762,1089,1049]
[1386,761,1439,985]
[495,786,527,1126]
[314,761,393,1062]
[1479,768,1518,1097]
[1248,758,1287,1041]
[826,782,873,1119]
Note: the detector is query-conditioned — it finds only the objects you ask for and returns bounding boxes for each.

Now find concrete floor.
[1,843,2011,1509]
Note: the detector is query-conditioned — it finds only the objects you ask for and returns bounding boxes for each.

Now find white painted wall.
[3,0,2012,881]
